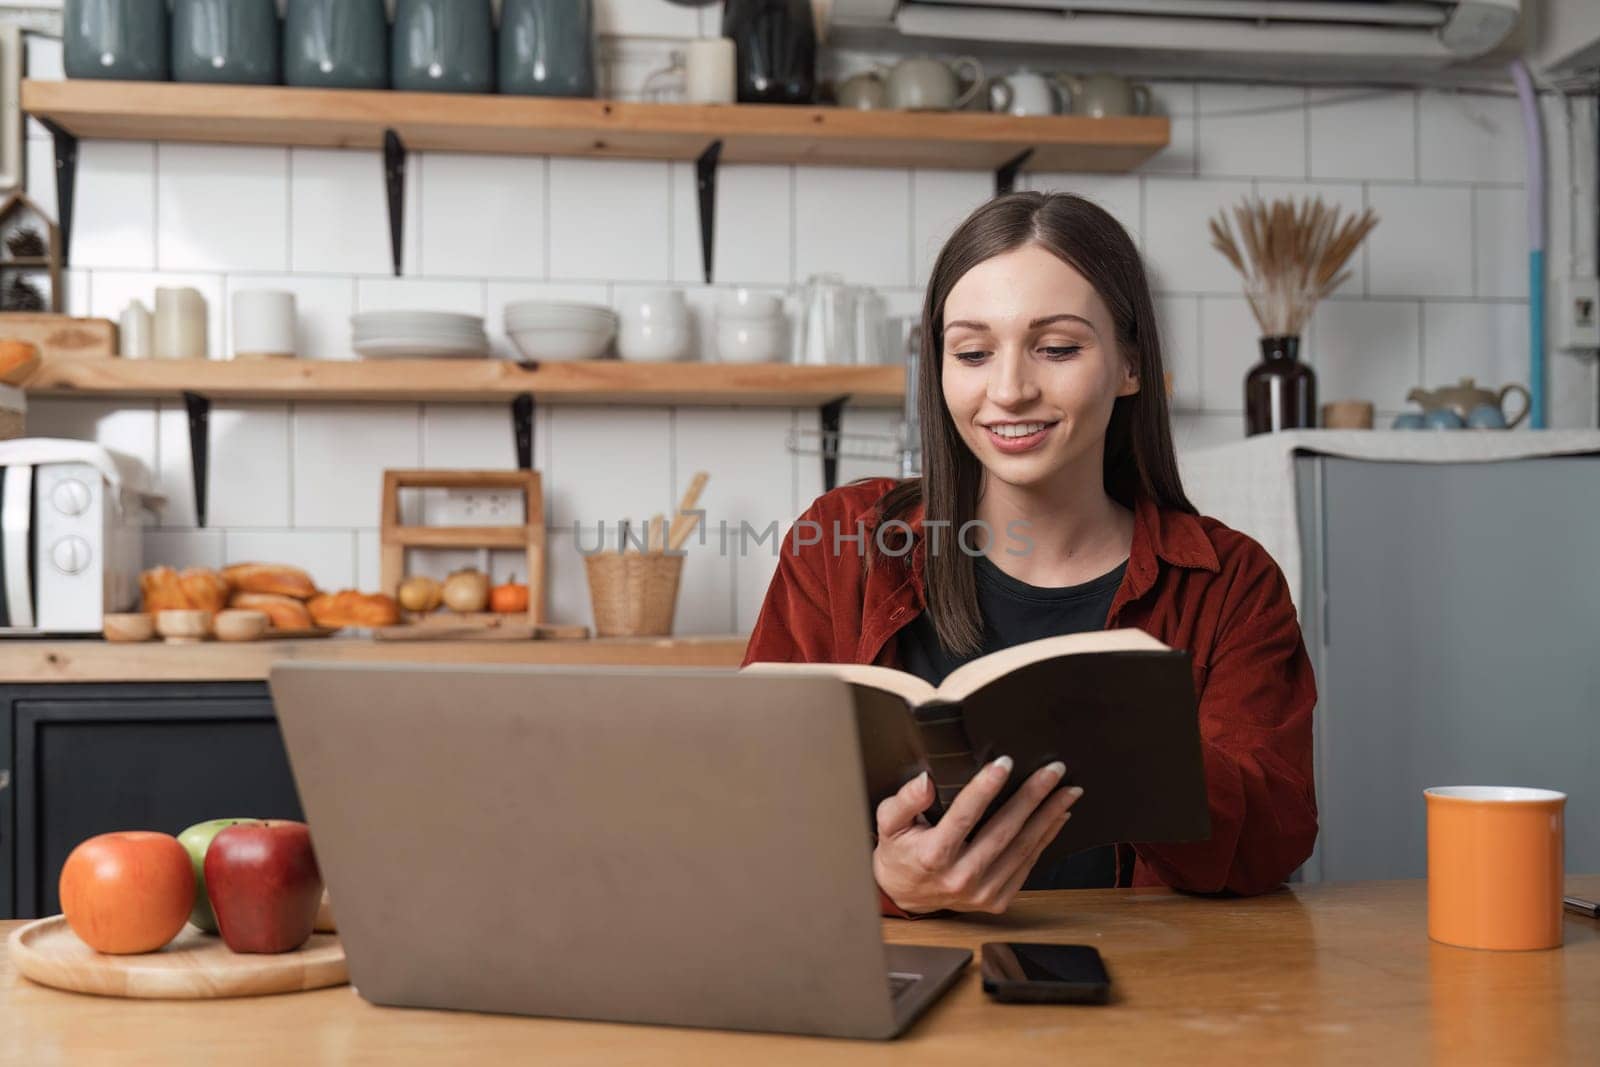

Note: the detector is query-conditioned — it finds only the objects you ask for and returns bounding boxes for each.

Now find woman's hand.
[873,757,1082,915]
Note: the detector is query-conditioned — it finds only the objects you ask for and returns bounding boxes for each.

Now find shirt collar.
[892,492,1219,604]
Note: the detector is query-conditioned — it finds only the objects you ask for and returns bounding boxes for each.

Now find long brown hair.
[873,191,1194,657]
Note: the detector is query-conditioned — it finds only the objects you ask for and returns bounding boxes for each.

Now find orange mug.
[1425,786,1566,951]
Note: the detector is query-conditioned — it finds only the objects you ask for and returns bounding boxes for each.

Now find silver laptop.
[269,663,970,1040]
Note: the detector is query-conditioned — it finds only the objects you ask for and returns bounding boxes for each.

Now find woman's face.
[940,243,1139,491]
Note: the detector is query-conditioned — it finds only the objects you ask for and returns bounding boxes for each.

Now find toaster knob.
[51,536,93,575]
[51,478,92,516]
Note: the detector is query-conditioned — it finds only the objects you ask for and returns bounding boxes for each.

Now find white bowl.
[716,320,786,364]
[504,301,616,324]
[618,321,692,362]
[506,308,616,329]
[718,288,783,321]
[508,322,616,362]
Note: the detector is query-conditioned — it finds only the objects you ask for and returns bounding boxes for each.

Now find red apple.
[204,820,323,954]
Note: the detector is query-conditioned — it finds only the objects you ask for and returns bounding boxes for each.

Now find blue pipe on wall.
[1510,60,1546,429]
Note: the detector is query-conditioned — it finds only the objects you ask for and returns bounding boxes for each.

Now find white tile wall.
[157,145,290,272]
[23,25,1585,630]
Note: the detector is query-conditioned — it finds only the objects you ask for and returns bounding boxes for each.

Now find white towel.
[1180,430,1600,612]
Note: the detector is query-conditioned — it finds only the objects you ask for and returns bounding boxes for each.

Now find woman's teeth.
[989,422,1051,438]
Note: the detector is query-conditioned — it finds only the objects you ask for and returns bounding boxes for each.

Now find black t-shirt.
[896,554,1130,890]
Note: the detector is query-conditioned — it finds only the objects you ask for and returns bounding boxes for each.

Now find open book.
[742,629,1210,862]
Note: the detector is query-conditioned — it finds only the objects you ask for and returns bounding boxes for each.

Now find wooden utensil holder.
[583,551,683,637]
[380,469,545,625]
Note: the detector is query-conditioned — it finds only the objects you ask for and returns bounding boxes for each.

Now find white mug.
[232,289,298,359]
[154,287,207,361]
[685,37,735,105]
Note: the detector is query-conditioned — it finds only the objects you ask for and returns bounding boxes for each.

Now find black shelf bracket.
[37,118,79,268]
[695,140,723,284]
[512,392,537,471]
[182,391,211,528]
[383,128,407,277]
[819,394,850,493]
[995,148,1034,197]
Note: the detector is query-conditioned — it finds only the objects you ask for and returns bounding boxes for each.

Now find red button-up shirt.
[740,477,1318,911]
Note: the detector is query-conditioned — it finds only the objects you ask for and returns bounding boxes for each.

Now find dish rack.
[787,345,920,488]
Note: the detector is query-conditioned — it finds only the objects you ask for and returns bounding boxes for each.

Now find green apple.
[177,818,260,933]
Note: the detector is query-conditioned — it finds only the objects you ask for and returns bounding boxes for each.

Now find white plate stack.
[352,311,490,359]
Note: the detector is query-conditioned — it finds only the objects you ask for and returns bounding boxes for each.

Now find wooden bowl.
[102,613,155,642]
[155,609,213,644]
[214,609,270,642]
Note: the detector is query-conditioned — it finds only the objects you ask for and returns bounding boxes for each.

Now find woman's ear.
[1116,357,1141,398]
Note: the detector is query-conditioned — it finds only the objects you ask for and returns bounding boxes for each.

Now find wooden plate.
[7,916,347,999]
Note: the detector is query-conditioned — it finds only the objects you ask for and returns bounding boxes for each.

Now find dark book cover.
[851,650,1210,864]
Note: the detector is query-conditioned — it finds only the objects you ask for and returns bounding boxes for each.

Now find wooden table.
[5,878,1597,1065]
[5,635,750,684]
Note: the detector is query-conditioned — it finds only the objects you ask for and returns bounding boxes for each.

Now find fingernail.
[914,771,930,787]
[1043,761,1066,781]
[991,755,1014,775]
[1067,786,1085,799]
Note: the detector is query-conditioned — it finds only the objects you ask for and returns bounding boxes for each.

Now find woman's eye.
[952,350,989,363]
[1040,345,1081,359]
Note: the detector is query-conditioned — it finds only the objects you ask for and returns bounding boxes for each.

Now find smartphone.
[980,942,1111,1004]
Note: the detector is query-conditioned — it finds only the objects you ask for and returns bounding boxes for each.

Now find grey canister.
[393,0,494,94]
[172,0,281,85]
[500,0,596,98]
[285,0,388,89]
[64,0,170,81]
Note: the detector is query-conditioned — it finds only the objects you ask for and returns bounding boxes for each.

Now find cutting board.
[7,916,347,999]
[373,613,589,641]
[0,314,117,361]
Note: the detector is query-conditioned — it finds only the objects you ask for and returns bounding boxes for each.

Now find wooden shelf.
[23,356,905,408]
[21,79,1169,173]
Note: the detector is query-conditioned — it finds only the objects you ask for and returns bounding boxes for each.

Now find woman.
[741,192,1317,917]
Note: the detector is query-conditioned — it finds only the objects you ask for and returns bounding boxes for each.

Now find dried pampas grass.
[1210,197,1378,337]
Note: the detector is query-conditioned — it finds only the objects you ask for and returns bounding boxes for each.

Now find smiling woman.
[742,193,1317,918]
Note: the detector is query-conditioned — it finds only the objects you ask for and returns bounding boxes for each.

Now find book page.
[937,628,1170,704]
[739,661,938,706]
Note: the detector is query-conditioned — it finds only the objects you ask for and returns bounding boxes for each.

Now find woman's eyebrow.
[943,313,1098,334]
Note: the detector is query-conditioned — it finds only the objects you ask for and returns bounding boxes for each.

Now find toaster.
[1,440,159,635]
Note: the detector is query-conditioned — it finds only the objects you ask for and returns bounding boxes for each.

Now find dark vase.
[722,0,817,105]
[1244,335,1316,436]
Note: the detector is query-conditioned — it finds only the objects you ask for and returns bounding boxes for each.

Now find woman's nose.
[986,348,1040,407]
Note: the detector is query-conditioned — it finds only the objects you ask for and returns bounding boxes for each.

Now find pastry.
[229,591,313,631]
[140,566,189,613]
[308,590,399,629]
[178,568,230,613]
[222,562,318,600]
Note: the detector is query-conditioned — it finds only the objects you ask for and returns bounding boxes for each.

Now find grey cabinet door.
[1314,457,1600,882]
[8,686,303,918]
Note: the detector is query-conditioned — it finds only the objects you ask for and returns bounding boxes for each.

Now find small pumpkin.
[489,580,529,615]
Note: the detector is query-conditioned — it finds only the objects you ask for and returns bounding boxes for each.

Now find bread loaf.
[178,568,230,613]
[139,566,189,613]
[223,562,318,600]
[229,591,313,631]
[308,590,399,629]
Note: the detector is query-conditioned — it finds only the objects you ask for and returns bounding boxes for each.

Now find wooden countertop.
[3,635,750,684]
[5,877,1598,1064]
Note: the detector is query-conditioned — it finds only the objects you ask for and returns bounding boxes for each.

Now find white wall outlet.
[1555,275,1600,352]
[441,488,525,526]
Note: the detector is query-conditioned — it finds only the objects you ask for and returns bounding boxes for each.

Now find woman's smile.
[982,419,1060,453]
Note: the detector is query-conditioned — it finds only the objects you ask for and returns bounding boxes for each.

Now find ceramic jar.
[393,0,493,93]
[285,0,388,90]
[171,0,281,85]
[64,0,170,81]
[500,0,596,97]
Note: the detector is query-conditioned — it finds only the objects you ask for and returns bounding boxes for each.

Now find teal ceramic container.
[285,0,388,89]
[393,0,494,94]
[499,0,596,97]
[172,0,282,85]
[64,0,170,81]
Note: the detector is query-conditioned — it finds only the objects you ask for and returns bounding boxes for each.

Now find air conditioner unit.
[827,0,1522,74]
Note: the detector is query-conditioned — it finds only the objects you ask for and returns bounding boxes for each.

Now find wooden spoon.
[667,472,709,552]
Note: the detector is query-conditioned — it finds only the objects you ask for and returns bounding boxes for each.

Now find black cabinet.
[0,683,303,919]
